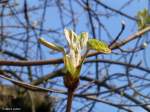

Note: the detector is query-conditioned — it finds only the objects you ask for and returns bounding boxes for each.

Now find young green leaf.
[137,9,150,30]
[73,65,82,78]
[87,39,111,53]
[79,32,88,48]
[64,29,72,45]
[63,54,82,79]
[63,55,76,76]
[39,38,64,52]
[64,29,78,47]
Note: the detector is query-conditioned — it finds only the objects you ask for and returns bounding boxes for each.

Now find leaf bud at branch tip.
[121,20,126,26]
[141,42,148,49]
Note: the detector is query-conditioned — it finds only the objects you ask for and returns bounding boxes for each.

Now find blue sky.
[2,0,150,112]
[25,1,150,112]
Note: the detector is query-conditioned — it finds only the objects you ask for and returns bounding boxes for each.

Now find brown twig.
[0,26,150,66]
[66,89,74,112]
[0,74,65,93]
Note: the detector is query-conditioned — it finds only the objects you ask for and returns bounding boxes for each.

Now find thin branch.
[0,74,65,94]
[0,26,149,66]
[94,0,137,21]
